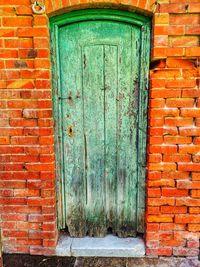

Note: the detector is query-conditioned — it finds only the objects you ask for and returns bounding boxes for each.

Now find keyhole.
[67,125,74,137]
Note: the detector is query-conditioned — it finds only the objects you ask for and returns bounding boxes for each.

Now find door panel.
[59,20,141,237]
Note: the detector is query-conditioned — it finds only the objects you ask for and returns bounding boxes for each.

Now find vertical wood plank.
[137,23,151,233]
[116,25,139,237]
[104,45,118,233]
[59,24,86,236]
[83,45,106,236]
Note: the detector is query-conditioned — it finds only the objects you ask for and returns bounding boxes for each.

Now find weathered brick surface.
[0,0,199,259]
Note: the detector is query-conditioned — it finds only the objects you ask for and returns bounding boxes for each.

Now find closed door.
[54,12,150,238]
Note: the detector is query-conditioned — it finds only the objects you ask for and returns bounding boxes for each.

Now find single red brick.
[182,89,200,98]
[166,79,196,88]
[179,145,200,154]
[163,154,191,162]
[148,154,162,163]
[0,28,16,37]
[152,47,167,58]
[192,172,200,181]
[0,137,9,144]
[151,69,181,79]
[187,240,199,248]
[33,38,49,49]
[194,137,200,145]
[160,223,185,231]
[17,222,41,231]
[39,136,54,145]
[170,14,199,25]
[161,206,187,214]
[148,197,175,206]
[154,13,169,24]
[34,16,48,26]
[178,163,200,172]
[148,171,161,180]
[176,198,200,206]
[146,232,159,241]
[191,190,200,198]
[166,99,194,108]
[169,36,199,47]
[4,39,19,48]
[162,188,188,197]
[146,248,172,256]
[189,3,200,13]
[164,136,192,144]
[1,214,27,222]
[0,197,27,205]
[173,247,199,257]
[189,207,200,214]
[149,163,176,171]
[18,28,49,37]
[182,69,199,79]
[146,223,159,231]
[160,239,185,247]
[35,59,50,69]
[10,119,37,127]
[167,48,184,57]
[3,230,28,238]
[188,224,200,232]
[148,188,161,197]
[14,189,39,197]
[147,207,160,215]
[148,179,175,187]
[149,127,164,135]
[149,145,177,154]
[43,239,57,247]
[149,136,163,144]
[179,127,200,136]
[0,189,13,197]
[186,47,200,57]
[10,136,38,145]
[149,118,164,127]
[17,239,42,246]
[153,35,168,47]
[175,214,200,224]
[149,99,165,108]
[15,5,32,15]
[3,17,32,27]
[42,223,56,231]
[166,58,195,69]
[26,163,55,172]
[0,49,18,58]
[150,79,166,88]
[176,181,192,189]
[150,108,179,117]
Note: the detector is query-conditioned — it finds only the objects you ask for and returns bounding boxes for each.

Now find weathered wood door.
[51,10,150,238]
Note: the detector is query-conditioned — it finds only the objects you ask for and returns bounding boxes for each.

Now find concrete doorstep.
[56,234,145,257]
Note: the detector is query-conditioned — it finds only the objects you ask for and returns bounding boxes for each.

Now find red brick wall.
[0,0,200,258]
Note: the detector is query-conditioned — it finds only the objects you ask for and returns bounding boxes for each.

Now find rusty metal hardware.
[32,1,46,14]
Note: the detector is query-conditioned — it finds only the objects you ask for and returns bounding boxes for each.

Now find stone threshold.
[56,233,145,257]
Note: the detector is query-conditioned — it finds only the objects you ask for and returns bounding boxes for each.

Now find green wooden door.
[51,10,151,238]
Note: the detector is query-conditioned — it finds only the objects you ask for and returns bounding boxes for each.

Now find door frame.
[50,9,151,232]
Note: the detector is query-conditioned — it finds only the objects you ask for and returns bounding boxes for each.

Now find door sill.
[56,233,145,257]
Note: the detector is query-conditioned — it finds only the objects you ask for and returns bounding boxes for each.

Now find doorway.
[50,9,151,238]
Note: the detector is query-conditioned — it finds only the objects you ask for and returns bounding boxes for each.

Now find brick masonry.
[0,0,200,259]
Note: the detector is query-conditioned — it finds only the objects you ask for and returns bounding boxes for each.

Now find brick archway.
[46,0,153,17]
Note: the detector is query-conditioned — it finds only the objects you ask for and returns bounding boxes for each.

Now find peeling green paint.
[50,9,151,237]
